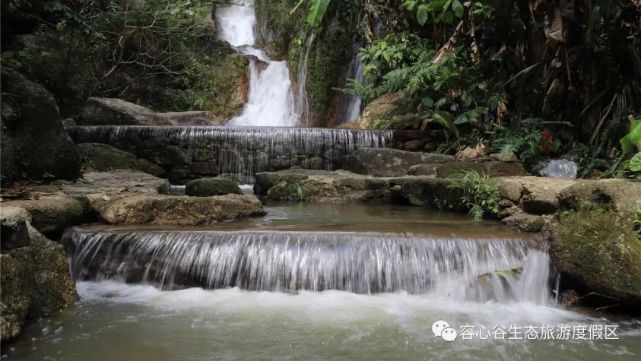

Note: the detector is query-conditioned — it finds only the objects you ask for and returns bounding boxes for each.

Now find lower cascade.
[66,228,553,303]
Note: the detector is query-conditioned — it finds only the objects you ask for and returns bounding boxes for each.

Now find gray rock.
[0,219,76,341]
[435,161,526,178]
[343,148,454,177]
[78,97,221,126]
[186,177,242,196]
[77,143,137,171]
[502,212,545,232]
[0,68,81,186]
[0,207,32,251]
[97,194,265,225]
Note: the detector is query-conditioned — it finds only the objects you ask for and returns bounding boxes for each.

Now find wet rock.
[5,196,88,236]
[0,213,76,341]
[190,162,218,176]
[185,177,242,197]
[77,143,137,171]
[343,148,454,177]
[78,97,221,126]
[139,146,190,166]
[435,161,526,178]
[97,194,265,225]
[502,212,545,233]
[0,68,81,186]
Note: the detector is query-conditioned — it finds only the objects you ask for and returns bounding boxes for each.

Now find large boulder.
[0,68,81,186]
[97,194,265,225]
[550,179,641,306]
[0,206,76,341]
[491,176,576,214]
[254,169,391,202]
[342,92,411,129]
[343,148,454,177]
[77,143,137,171]
[185,177,242,197]
[6,197,88,236]
[77,97,221,126]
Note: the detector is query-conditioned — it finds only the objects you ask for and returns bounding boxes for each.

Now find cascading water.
[66,228,552,303]
[67,125,392,183]
[216,1,298,126]
[295,32,316,127]
[338,43,365,124]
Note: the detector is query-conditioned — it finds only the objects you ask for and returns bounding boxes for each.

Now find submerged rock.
[77,143,137,171]
[0,206,76,341]
[0,68,81,186]
[97,194,265,225]
[185,177,242,196]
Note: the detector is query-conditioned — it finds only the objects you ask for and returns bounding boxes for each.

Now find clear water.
[5,204,641,360]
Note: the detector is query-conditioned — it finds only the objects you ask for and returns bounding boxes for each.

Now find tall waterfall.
[216,1,298,127]
[295,33,316,127]
[67,228,554,303]
[338,43,365,124]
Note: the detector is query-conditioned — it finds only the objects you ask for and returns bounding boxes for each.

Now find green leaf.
[452,0,464,18]
[422,96,434,108]
[307,0,330,27]
[629,153,641,172]
[417,5,429,26]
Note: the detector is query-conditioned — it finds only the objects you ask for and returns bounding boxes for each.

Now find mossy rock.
[185,177,242,197]
[550,208,641,305]
[77,143,137,171]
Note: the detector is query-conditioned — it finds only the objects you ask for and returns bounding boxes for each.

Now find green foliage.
[402,0,492,26]
[635,207,641,237]
[306,0,331,27]
[486,122,544,169]
[448,170,501,221]
[620,118,641,154]
[2,0,228,115]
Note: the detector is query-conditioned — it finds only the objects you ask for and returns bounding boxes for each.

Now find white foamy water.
[8,281,639,361]
[216,2,298,127]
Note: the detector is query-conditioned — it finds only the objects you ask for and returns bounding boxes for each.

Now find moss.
[266,180,319,201]
[185,177,242,196]
[551,207,641,303]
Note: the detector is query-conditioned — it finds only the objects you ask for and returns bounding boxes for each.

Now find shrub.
[448,170,501,220]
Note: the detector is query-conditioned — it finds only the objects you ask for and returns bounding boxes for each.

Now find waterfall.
[67,126,392,183]
[338,43,365,124]
[295,33,316,127]
[216,1,297,127]
[66,228,554,303]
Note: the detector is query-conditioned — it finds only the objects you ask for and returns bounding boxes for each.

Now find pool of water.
[4,204,640,360]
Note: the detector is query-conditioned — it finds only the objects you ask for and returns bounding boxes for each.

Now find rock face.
[77,97,221,126]
[77,143,137,171]
[0,206,76,341]
[343,148,455,177]
[97,194,265,225]
[0,68,81,186]
[185,177,242,197]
